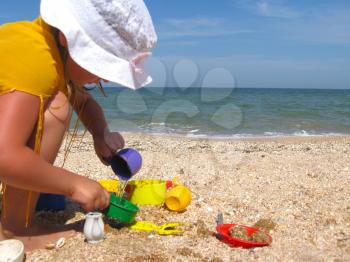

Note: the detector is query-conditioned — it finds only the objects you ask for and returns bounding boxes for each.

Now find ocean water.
[81,87,350,138]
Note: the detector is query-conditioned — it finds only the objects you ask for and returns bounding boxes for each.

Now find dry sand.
[24,133,350,261]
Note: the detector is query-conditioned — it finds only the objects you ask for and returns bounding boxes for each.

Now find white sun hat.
[40,0,157,89]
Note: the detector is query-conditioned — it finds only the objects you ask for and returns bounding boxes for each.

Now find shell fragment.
[45,243,55,250]
[55,237,66,249]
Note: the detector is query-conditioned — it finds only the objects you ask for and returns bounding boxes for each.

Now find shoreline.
[68,128,350,142]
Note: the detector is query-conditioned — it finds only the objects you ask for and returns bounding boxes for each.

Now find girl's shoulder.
[0,17,65,98]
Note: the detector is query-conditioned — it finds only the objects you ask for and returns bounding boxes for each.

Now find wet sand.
[24,133,350,261]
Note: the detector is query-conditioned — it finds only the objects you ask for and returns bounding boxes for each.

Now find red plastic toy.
[216,224,272,249]
[166,180,173,189]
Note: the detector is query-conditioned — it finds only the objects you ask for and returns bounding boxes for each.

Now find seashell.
[55,237,66,249]
[207,206,213,213]
[45,243,55,250]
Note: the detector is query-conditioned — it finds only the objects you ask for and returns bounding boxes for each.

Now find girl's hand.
[93,129,125,165]
[70,176,110,211]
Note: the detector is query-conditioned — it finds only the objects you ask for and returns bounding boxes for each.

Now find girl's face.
[65,54,102,86]
[59,32,105,86]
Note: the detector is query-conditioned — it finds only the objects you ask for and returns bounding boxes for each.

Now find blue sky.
[1,0,350,89]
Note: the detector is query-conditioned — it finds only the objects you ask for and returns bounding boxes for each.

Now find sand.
[19,133,350,261]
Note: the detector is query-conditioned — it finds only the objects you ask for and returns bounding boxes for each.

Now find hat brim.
[40,0,152,89]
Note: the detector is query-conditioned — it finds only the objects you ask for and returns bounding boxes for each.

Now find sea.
[77,87,350,139]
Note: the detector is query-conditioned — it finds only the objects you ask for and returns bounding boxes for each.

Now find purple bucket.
[111,148,142,180]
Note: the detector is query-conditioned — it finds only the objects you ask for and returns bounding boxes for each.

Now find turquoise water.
[82,87,350,138]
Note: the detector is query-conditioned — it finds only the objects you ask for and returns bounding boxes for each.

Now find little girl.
[0,0,157,251]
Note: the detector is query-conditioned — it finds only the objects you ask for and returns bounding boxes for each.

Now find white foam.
[293,130,310,136]
[68,127,348,140]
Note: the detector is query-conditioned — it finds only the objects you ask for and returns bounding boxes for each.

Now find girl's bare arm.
[69,87,124,164]
[0,91,109,210]
[69,87,108,139]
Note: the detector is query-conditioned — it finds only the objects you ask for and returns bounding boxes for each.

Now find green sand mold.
[104,193,139,224]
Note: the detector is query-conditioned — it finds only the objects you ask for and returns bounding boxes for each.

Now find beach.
[26,133,350,261]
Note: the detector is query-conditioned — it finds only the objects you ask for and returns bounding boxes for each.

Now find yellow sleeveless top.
[0,16,67,97]
[0,16,67,226]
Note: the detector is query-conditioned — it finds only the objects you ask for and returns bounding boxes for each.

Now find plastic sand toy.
[0,239,24,262]
[128,221,184,235]
[103,193,139,225]
[165,184,192,212]
[128,179,167,205]
[98,179,119,193]
[99,179,172,206]
[110,148,142,180]
[83,212,105,244]
[216,224,272,249]
[36,193,66,211]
